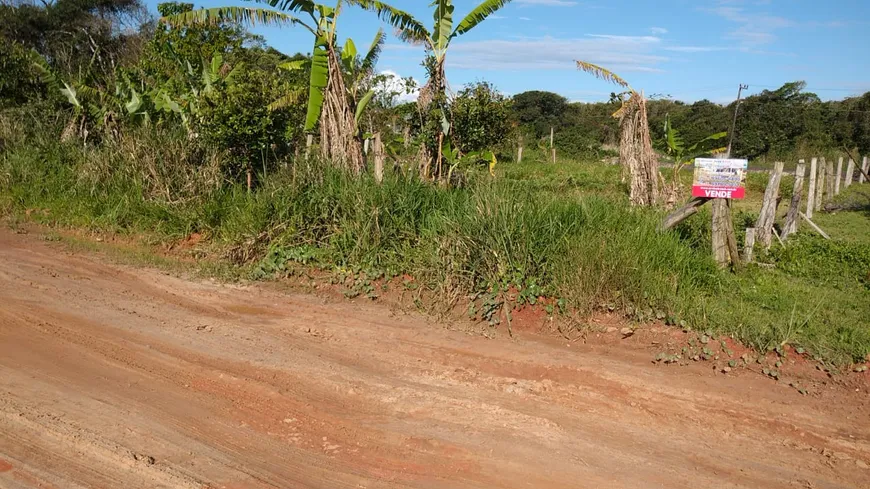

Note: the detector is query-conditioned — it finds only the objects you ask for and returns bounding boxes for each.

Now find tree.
[0,41,43,109]
[0,0,148,88]
[511,90,567,140]
[165,0,398,174]
[732,81,822,159]
[360,0,514,180]
[575,60,658,207]
[451,81,512,154]
[848,92,870,155]
[198,64,290,189]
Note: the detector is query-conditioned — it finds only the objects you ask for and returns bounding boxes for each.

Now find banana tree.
[358,0,513,179]
[272,28,383,144]
[164,0,396,174]
[662,114,727,205]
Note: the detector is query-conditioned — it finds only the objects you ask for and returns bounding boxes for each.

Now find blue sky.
[145,0,870,103]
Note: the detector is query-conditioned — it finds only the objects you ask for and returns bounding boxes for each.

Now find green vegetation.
[511,83,870,163]
[1,0,868,366]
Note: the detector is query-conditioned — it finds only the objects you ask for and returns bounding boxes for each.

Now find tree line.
[2,0,868,187]
[510,84,870,162]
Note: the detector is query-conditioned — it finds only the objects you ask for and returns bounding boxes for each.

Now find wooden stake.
[373,132,384,184]
[725,200,742,270]
[861,156,868,185]
[806,157,817,219]
[743,227,756,263]
[550,126,555,164]
[517,145,523,163]
[845,158,855,188]
[712,198,729,268]
[305,134,313,160]
[755,161,784,250]
[814,157,826,212]
[799,212,830,239]
[835,156,843,194]
[781,161,805,240]
[825,158,834,205]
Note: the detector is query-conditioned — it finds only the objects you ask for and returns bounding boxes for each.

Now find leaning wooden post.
[845,158,855,188]
[373,132,385,184]
[799,212,831,239]
[814,157,826,212]
[806,157,818,219]
[781,160,806,240]
[835,156,843,195]
[861,156,868,185]
[755,161,784,250]
[743,227,756,263]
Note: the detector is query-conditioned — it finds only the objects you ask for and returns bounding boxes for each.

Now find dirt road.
[0,229,868,489]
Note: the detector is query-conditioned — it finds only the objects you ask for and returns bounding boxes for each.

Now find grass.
[2,129,869,365]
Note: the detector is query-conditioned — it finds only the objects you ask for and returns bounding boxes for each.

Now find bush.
[451,81,513,154]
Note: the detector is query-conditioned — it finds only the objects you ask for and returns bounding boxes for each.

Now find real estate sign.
[692,158,748,199]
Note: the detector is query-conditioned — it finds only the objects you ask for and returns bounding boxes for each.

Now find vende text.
[704,189,733,198]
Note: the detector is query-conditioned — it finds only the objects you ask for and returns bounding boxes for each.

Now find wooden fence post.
[743,227,756,263]
[835,156,843,195]
[845,159,855,188]
[712,199,729,267]
[825,158,834,205]
[861,156,868,184]
[305,134,313,160]
[373,132,384,184]
[517,134,524,163]
[806,157,817,219]
[781,160,805,240]
[550,127,555,164]
[814,157,826,212]
[756,161,784,250]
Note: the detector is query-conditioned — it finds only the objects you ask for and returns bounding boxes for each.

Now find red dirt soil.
[0,228,868,489]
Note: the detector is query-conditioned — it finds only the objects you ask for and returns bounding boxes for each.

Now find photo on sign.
[691,158,748,199]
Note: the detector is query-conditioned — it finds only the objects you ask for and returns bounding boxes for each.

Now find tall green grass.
[2,127,868,364]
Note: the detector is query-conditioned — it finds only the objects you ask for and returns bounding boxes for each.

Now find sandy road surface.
[0,229,868,489]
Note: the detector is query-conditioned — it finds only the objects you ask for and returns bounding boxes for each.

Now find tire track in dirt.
[0,228,868,489]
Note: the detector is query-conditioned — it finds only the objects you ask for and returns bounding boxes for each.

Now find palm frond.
[575,60,631,89]
[452,0,512,39]
[432,0,454,51]
[163,7,315,34]
[266,0,316,15]
[278,59,308,71]
[360,29,385,78]
[354,89,375,131]
[269,88,305,111]
[351,0,431,46]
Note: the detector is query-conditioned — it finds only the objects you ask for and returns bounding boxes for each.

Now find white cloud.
[376,70,420,103]
[516,0,578,6]
[587,34,661,44]
[445,35,668,73]
[664,46,728,53]
[704,3,794,46]
[650,27,668,35]
[519,16,532,21]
